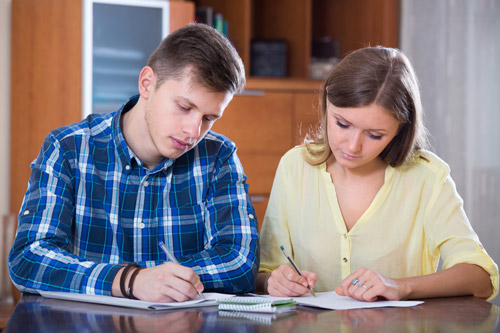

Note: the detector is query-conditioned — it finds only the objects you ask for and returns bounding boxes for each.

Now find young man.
[9,24,259,302]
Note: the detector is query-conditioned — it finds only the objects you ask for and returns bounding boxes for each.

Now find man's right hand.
[112,262,204,302]
[266,264,317,297]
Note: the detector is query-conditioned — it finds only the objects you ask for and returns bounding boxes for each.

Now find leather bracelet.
[120,264,139,298]
[127,267,144,300]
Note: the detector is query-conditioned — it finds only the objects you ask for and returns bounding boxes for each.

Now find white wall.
[0,0,11,215]
[401,0,500,305]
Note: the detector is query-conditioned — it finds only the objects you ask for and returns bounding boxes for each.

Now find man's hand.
[112,263,204,302]
[266,264,317,297]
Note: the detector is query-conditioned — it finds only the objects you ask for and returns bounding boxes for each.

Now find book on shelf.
[195,6,213,26]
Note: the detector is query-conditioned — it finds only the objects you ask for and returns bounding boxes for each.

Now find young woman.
[257,46,498,302]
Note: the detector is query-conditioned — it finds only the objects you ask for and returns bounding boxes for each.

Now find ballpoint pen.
[280,245,316,297]
[158,241,205,299]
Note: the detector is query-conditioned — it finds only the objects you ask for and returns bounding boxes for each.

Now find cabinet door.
[83,0,169,116]
[211,92,294,223]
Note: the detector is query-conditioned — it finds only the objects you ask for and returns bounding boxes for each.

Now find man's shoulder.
[49,112,116,143]
[199,130,237,155]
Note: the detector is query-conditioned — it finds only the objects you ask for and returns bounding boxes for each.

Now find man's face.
[144,73,233,161]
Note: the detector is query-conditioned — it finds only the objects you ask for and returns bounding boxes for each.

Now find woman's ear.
[138,66,156,99]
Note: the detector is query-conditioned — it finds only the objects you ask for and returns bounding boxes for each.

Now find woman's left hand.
[335,268,409,302]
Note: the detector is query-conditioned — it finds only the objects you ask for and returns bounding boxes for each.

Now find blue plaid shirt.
[9,96,260,295]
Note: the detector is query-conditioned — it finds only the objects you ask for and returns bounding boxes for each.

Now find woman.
[257,46,498,301]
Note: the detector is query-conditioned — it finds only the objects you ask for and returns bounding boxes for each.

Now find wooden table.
[4,294,499,332]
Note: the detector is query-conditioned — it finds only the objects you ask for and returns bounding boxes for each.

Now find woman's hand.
[266,264,318,297]
[335,268,409,302]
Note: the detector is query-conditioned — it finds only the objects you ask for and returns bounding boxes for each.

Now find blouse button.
[139,223,145,229]
[125,165,131,171]
[143,181,149,187]
[248,214,254,219]
[343,258,348,263]
[343,234,348,239]
[23,210,30,215]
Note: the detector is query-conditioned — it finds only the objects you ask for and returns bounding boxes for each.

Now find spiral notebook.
[217,297,297,313]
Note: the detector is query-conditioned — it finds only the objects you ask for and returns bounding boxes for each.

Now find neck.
[327,155,387,181]
[121,99,161,170]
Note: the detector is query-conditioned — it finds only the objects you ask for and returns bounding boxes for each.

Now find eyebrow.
[334,113,389,133]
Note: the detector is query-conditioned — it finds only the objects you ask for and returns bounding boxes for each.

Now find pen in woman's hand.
[280,245,316,297]
[158,241,205,299]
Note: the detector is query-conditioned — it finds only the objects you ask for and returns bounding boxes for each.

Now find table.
[4,294,499,332]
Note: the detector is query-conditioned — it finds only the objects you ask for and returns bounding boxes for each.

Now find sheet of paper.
[39,291,235,310]
[256,291,423,310]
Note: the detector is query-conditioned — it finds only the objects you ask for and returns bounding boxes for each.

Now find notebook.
[217,297,297,313]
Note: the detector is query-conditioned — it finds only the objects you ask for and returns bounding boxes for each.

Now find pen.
[158,241,205,299]
[280,245,316,297]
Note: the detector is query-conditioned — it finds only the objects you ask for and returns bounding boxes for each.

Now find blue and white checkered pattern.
[9,96,260,296]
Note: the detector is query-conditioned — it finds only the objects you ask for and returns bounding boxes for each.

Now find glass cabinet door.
[83,0,169,117]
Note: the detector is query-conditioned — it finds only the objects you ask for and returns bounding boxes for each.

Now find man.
[9,24,259,302]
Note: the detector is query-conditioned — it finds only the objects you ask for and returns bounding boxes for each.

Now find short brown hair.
[147,23,245,94]
[305,46,428,167]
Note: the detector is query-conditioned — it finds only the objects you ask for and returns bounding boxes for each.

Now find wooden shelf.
[193,0,400,81]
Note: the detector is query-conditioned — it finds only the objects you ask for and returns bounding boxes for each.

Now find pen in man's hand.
[280,245,316,297]
[158,241,205,299]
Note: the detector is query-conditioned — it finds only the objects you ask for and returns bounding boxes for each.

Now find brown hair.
[305,46,428,167]
[147,23,245,94]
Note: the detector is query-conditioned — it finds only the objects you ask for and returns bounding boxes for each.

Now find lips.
[340,150,359,160]
[171,137,190,150]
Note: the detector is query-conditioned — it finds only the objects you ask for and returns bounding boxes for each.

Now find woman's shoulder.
[400,149,451,180]
[278,145,318,173]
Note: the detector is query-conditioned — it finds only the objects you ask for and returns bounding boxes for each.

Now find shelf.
[193,0,399,82]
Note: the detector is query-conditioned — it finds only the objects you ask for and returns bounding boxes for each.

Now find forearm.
[400,263,493,299]
[179,243,259,293]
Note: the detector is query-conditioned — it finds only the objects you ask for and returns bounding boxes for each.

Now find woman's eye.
[179,104,190,111]
[369,133,383,140]
[336,120,349,129]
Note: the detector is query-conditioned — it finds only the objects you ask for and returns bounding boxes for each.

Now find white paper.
[39,291,235,310]
[256,291,423,310]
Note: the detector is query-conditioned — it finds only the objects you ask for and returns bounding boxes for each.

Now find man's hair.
[147,23,245,94]
[305,46,428,167]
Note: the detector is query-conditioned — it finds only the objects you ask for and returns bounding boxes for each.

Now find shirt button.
[143,181,149,187]
[248,214,254,219]
[343,258,348,263]
[343,234,348,239]
[125,165,131,170]
[23,210,30,215]
[139,223,145,229]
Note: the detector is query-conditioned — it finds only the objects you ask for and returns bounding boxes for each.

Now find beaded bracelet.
[127,267,144,300]
[119,264,140,298]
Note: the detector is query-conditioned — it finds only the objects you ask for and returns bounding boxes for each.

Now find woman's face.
[326,102,400,171]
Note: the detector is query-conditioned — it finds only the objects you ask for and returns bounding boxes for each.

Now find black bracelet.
[120,264,139,298]
[127,267,144,300]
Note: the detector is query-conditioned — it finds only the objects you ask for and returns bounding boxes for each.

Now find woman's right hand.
[266,264,318,297]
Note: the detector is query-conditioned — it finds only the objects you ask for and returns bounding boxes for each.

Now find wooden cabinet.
[194,0,399,78]
[212,82,322,227]
[9,0,194,214]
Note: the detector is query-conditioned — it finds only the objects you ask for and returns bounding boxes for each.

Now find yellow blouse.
[259,146,499,300]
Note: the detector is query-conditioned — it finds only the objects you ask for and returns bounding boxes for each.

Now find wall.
[401,0,500,305]
[0,0,10,216]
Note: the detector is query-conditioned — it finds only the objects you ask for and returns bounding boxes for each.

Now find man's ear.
[138,66,156,99]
